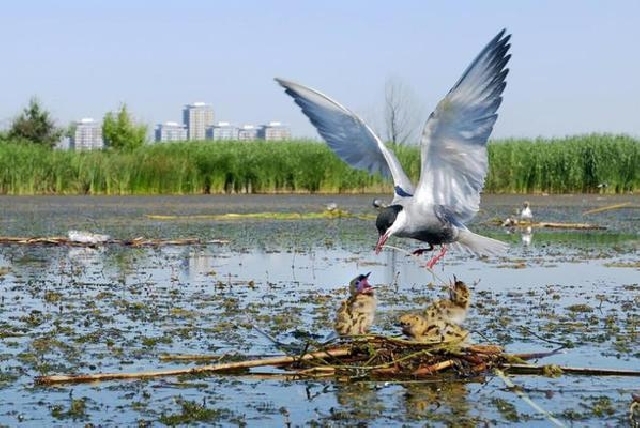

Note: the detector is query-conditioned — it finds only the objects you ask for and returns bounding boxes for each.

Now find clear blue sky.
[2,0,639,140]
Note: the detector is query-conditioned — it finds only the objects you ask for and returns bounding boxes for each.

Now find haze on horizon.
[2,1,639,141]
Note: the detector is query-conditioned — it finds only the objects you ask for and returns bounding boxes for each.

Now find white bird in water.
[276,29,511,268]
[519,201,533,220]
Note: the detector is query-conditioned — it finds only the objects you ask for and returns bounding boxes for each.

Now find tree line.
[1,98,146,150]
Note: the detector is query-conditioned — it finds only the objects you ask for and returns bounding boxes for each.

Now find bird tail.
[457,230,509,256]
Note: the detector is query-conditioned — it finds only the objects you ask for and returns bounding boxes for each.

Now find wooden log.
[583,202,640,216]
[35,347,351,386]
[503,363,640,376]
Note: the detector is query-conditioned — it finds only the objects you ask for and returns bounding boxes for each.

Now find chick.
[334,272,376,335]
[399,277,471,342]
[399,313,468,343]
[425,277,470,326]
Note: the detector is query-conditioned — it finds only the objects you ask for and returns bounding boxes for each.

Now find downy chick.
[335,272,376,335]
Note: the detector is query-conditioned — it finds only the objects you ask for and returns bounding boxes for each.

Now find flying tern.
[276,29,511,267]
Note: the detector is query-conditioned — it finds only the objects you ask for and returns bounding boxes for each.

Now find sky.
[1,0,639,140]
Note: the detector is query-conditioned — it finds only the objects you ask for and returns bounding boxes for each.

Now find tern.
[276,29,511,267]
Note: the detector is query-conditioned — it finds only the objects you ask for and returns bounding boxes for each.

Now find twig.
[0,235,220,247]
[503,363,640,377]
[494,369,566,427]
[517,326,572,348]
[536,221,605,230]
[35,347,351,386]
[508,347,566,361]
[583,202,637,216]
[412,360,454,376]
[248,323,310,354]
[159,354,229,362]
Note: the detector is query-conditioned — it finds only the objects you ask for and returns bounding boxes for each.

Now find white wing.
[415,29,511,221]
[275,79,415,200]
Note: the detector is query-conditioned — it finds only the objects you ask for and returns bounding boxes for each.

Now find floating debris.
[583,202,640,216]
[67,230,110,244]
[497,219,606,230]
[146,210,365,221]
[0,235,228,247]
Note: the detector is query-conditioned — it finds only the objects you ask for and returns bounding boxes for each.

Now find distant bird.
[276,29,511,268]
[325,202,339,212]
[519,201,533,221]
[399,277,471,342]
[334,272,376,335]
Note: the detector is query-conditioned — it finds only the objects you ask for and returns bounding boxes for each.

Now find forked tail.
[458,230,509,256]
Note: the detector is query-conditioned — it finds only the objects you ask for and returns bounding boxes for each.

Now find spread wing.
[275,78,415,200]
[415,29,511,221]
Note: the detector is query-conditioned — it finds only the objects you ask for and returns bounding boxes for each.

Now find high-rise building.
[237,125,259,141]
[70,118,103,150]
[182,102,214,141]
[155,121,188,142]
[258,121,292,141]
[206,121,238,141]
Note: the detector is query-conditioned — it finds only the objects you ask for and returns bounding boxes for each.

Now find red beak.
[375,233,388,254]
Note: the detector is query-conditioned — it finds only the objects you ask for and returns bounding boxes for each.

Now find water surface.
[0,194,638,426]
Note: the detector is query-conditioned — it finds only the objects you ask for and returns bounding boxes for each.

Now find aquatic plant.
[0,133,636,194]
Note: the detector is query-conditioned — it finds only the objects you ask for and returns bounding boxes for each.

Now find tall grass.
[485,133,639,193]
[0,134,637,195]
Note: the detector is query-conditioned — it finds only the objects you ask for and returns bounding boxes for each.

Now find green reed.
[485,133,639,193]
[0,134,637,195]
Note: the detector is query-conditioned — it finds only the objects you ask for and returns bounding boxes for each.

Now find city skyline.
[2,2,640,141]
[64,99,294,148]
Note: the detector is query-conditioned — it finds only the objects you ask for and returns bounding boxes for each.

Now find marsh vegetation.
[0,133,637,195]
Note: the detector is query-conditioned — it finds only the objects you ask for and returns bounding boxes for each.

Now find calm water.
[0,194,638,426]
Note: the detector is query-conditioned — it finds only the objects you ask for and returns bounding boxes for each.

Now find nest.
[277,335,506,379]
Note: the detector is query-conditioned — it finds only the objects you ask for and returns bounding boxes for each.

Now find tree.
[102,104,147,150]
[384,77,423,145]
[8,98,63,147]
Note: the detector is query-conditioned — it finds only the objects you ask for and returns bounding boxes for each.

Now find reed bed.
[485,133,639,194]
[0,134,636,195]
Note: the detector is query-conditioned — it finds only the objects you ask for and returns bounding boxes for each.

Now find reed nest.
[35,334,640,386]
[283,336,507,379]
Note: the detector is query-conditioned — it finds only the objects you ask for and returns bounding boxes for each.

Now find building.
[155,121,188,142]
[70,118,103,150]
[237,125,259,141]
[206,121,238,141]
[182,102,214,141]
[258,121,292,141]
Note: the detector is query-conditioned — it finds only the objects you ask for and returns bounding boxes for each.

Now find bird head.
[375,205,404,253]
[349,272,373,295]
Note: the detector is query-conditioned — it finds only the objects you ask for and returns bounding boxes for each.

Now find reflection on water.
[505,224,534,247]
[401,380,471,421]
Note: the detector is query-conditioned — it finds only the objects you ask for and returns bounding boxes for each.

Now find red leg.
[425,245,448,269]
